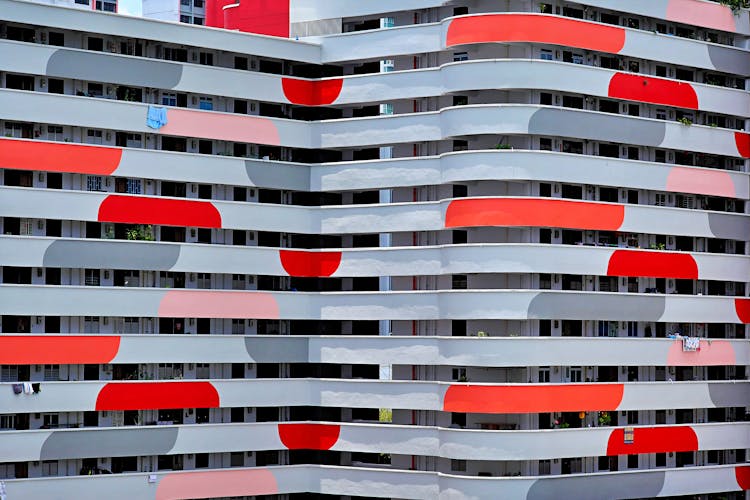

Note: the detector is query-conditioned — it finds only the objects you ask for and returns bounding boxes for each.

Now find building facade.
[0,0,749,498]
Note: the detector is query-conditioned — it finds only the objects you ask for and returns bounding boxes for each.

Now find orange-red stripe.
[735,132,750,158]
[278,423,341,450]
[606,250,699,279]
[446,14,626,53]
[608,73,698,109]
[736,465,750,490]
[279,250,342,277]
[281,78,344,106]
[443,384,624,413]
[0,138,121,175]
[606,426,698,456]
[445,198,625,231]
[736,298,750,324]
[97,195,222,228]
[0,336,120,365]
[96,382,220,411]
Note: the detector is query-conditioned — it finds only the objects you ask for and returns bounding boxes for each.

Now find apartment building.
[0,0,749,498]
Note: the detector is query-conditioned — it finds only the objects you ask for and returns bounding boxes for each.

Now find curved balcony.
[2,138,747,199]
[2,285,748,323]
[3,187,747,240]
[2,237,748,282]
[1,421,747,463]
[1,90,748,156]
[0,462,747,499]
[3,39,748,114]
[1,334,747,367]
[0,378,745,413]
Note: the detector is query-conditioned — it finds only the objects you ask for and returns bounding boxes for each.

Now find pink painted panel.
[666,0,736,33]
[156,469,278,500]
[160,109,280,146]
[158,290,280,319]
[666,167,736,198]
[666,339,736,366]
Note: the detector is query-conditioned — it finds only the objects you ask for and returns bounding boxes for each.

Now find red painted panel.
[278,423,341,450]
[205,0,235,29]
[608,73,698,110]
[736,465,750,490]
[156,469,278,500]
[606,250,699,279]
[445,198,625,231]
[281,78,344,106]
[279,250,342,277]
[223,0,290,37]
[95,382,220,411]
[735,132,750,158]
[736,298,750,324]
[606,426,698,456]
[443,384,624,413]
[0,336,120,365]
[446,14,626,53]
[97,195,222,228]
[0,138,121,175]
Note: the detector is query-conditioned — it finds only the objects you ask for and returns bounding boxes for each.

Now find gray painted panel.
[47,49,183,89]
[245,336,309,362]
[43,239,180,270]
[528,293,666,321]
[245,159,311,191]
[707,212,750,239]
[40,427,178,460]
[708,383,749,408]
[526,471,665,500]
[707,45,750,76]
[528,108,666,146]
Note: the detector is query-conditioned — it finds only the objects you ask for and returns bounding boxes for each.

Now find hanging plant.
[720,0,749,14]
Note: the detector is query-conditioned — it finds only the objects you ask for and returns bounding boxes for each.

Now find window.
[126,179,142,194]
[41,461,58,476]
[196,363,210,379]
[123,317,139,333]
[453,52,468,62]
[86,130,103,145]
[198,52,213,66]
[569,366,583,382]
[451,367,467,381]
[538,460,551,475]
[231,319,246,334]
[19,218,33,236]
[451,460,467,472]
[46,126,64,141]
[193,0,203,6]
[87,37,104,51]
[538,367,550,383]
[83,316,100,333]
[0,415,15,430]
[43,365,60,381]
[196,273,211,289]
[4,122,32,139]
[198,97,213,110]
[1,366,19,382]
[180,15,191,24]
[84,269,100,286]
[86,176,103,192]
[600,56,619,69]
[193,17,205,25]
[627,455,639,469]
[162,93,177,106]
[654,193,667,207]
[163,48,188,62]
[540,49,554,61]
[158,363,182,379]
